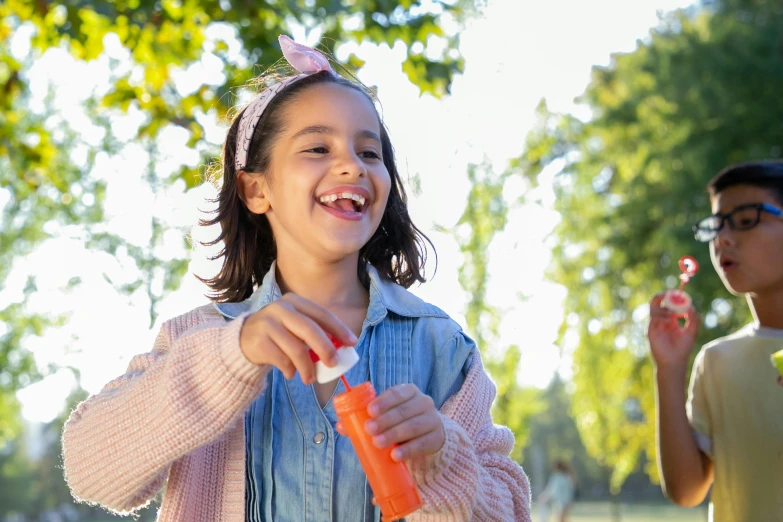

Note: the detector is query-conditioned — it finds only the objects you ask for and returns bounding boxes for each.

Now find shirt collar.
[749,323,783,338]
[213,262,447,323]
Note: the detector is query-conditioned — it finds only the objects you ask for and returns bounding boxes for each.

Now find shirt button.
[313,432,325,444]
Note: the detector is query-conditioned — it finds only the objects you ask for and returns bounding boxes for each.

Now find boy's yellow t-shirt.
[687,324,783,522]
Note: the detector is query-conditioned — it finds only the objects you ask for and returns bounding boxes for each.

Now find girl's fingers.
[365,395,430,436]
[368,383,419,418]
[286,294,358,347]
[365,395,428,435]
[254,324,298,379]
[267,321,316,383]
[371,413,435,449]
[277,305,339,368]
[388,429,444,461]
[245,293,360,378]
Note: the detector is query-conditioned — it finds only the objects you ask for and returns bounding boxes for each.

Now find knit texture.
[407,354,532,521]
[62,305,531,521]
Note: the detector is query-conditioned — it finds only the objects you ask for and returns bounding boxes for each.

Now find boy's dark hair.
[200,70,434,303]
[708,160,783,205]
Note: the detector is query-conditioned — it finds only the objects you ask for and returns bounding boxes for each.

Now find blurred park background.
[2,0,782,520]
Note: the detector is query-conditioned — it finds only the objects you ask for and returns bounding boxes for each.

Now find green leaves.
[453,160,541,453]
[456,161,509,345]
[401,52,463,97]
[485,345,544,461]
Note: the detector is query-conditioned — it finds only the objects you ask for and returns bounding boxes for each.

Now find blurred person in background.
[537,459,577,522]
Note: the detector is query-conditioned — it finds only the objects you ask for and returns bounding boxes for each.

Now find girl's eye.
[305,147,328,154]
[360,150,381,160]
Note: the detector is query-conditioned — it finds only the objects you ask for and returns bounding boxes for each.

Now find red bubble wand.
[662,256,699,321]
[678,256,699,290]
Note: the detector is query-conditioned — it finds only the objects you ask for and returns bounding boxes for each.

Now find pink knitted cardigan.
[62,304,531,521]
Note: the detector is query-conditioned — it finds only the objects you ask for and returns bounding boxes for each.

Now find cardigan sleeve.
[62,307,270,514]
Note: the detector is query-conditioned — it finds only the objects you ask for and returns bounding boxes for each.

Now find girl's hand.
[337,383,445,461]
[647,292,700,370]
[239,293,357,384]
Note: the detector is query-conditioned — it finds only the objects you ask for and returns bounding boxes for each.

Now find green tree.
[0,0,475,445]
[0,430,35,515]
[453,160,543,457]
[511,1,783,490]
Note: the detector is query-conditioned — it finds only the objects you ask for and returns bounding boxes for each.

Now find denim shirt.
[214,263,476,522]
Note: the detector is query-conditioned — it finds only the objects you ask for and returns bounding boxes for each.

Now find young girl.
[62,36,532,521]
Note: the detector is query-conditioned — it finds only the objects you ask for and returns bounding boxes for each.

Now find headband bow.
[235,35,333,172]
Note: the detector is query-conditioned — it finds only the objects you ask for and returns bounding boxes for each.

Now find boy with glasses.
[647,161,783,521]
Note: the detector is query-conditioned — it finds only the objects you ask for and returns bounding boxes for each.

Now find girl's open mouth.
[317,192,367,221]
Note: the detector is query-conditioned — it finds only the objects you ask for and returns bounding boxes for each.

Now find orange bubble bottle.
[333,378,423,521]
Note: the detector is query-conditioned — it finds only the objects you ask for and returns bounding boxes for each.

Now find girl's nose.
[334,151,367,178]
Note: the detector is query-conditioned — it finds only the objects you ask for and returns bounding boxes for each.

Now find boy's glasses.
[692,202,783,242]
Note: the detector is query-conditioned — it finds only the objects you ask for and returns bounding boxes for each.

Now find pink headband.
[235,35,334,172]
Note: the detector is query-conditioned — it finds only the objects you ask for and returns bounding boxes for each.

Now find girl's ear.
[237,170,271,214]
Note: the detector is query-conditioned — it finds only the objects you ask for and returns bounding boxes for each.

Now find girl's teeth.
[318,193,366,206]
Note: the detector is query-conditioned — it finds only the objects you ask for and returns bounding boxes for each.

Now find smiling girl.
[62,36,532,522]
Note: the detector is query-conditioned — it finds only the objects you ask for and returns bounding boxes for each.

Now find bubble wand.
[661,256,699,320]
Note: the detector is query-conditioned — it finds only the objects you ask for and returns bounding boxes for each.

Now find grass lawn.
[536,501,708,522]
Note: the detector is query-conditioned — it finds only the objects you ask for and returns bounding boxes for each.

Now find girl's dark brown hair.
[200,70,435,302]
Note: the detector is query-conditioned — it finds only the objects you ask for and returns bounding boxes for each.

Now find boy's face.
[710,184,783,296]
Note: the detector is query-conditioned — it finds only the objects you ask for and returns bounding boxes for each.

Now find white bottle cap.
[314,346,360,383]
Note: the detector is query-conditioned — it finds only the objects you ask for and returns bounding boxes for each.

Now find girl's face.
[259,83,391,263]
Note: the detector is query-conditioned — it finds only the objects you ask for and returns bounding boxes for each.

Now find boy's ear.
[237,170,271,214]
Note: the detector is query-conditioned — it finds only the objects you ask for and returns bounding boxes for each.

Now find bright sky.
[9,0,695,423]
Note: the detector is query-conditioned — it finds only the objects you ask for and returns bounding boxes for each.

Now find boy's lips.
[719,256,738,271]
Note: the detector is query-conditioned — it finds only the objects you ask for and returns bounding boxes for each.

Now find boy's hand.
[336,383,445,461]
[647,292,700,370]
